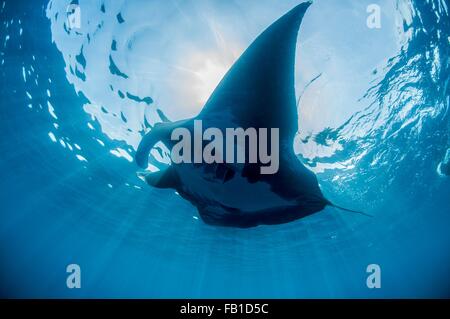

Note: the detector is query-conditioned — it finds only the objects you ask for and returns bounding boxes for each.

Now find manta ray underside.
[135,2,363,228]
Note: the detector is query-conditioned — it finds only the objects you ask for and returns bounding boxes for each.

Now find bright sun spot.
[192,57,231,104]
[167,34,242,118]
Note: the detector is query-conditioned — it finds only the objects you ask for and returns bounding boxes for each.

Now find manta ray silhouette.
[135,2,365,228]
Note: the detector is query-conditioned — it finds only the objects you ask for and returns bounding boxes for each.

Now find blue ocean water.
[0,0,449,298]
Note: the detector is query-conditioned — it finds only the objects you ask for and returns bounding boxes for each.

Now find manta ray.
[135,2,365,228]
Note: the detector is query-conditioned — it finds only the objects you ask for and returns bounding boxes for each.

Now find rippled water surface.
[1,0,449,297]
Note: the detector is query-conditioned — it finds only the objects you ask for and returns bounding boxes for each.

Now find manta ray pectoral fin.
[137,166,179,189]
[199,1,312,143]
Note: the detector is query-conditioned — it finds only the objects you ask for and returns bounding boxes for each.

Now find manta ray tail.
[329,202,373,218]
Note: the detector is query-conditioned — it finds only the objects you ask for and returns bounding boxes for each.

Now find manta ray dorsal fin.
[198,2,311,144]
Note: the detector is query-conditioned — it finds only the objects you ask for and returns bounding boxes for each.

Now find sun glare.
[192,57,231,105]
